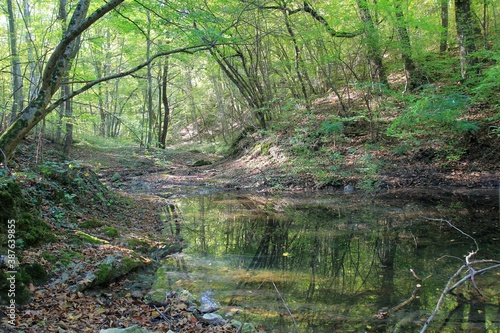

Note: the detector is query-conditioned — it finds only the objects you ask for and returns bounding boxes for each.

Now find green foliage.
[473,52,500,105]
[387,88,479,139]
[319,119,343,136]
[0,270,31,305]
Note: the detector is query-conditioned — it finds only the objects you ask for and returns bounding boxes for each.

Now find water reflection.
[158,189,499,332]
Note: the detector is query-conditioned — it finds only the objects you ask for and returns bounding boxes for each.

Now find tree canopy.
[0,0,499,159]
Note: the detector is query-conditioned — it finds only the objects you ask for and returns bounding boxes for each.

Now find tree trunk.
[58,0,73,156]
[455,0,478,80]
[23,0,38,102]
[7,0,24,123]
[393,0,424,90]
[440,0,449,53]
[356,0,388,88]
[159,61,170,149]
[0,0,125,161]
[185,67,201,143]
[146,12,154,147]
[282,7,309,103]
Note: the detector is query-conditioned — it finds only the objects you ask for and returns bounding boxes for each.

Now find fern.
[387,89,478,139]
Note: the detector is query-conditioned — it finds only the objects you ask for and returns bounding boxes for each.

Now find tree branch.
[419,218,500,333]
[259,2,363,38]
[46,45,212,113]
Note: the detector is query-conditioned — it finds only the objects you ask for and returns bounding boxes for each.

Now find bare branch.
[424,217,479,251]
[419,218,500,333]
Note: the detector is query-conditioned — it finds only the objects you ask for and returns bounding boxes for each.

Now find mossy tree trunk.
[455,0,479,80]
[0,0,125,161]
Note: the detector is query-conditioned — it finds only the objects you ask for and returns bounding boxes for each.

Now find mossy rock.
[151,242,184,260]
[0,180,54,247]
[92,254,150,287]
[102,226,120,238]
[126,237,154,254]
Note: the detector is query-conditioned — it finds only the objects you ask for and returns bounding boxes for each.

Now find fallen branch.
[419,218,500,333]
[378,284,421,319]
[153,304,171,324]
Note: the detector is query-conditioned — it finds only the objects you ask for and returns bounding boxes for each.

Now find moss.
[0,271,31,305]
[74,230,108,244]
[18,212,55,246]
[0,180,54,247]
[260,141,272,155]
[126,237,153,254]
[122,256,144,272]
[95,263,113,285]
[80,219,105,229]
[102,226,120,238]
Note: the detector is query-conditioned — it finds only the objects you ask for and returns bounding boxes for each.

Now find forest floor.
[2,110,500,332]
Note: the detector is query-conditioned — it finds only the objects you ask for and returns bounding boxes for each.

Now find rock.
[200,290,219,313]
[151,242,184,260]
[344,184,354,194]
[100,325,151,333]
[179,289,196,304]
[202,313,225,325]
[75,253,149,291]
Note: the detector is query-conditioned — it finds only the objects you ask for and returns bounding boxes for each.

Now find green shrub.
[387,88,479,139]
[473,52,500,105]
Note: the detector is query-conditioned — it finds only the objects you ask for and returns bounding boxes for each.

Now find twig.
[378,284,421,319]
[153,304,171,323]
[448,262,500,293]
[410,268,422,281]
[423,217,478,251]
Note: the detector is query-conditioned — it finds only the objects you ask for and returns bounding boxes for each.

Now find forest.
[0,0,499,332]
[0,0,498,157]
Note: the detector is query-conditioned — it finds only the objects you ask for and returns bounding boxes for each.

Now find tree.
[6,0,23,123]
[0,0,126,160]
[356,0,388,88]
[58,0,73,156]
[455,0,479,80]
[158,58,171,149]
[440,0,449,53]
[392,0,425,90]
